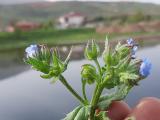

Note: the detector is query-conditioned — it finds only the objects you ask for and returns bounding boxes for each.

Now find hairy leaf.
[63,106,90,120]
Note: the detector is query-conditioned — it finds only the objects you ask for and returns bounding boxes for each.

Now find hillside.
[0,1,160,25]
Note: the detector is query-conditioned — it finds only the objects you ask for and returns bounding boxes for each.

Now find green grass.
[0,28,159,51]
[0,28,98,50]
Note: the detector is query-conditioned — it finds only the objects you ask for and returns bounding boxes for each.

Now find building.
[15,21,41,31]
[5,26,15,33]
[57,12,87,29]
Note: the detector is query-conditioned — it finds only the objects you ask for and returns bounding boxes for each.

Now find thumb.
[107,101,131,120]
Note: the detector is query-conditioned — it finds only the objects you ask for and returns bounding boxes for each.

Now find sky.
[0,0,160,5]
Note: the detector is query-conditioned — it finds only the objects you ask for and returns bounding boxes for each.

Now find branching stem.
[59,75,86,105]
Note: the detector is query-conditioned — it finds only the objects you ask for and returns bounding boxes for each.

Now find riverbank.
[0,28,159,51]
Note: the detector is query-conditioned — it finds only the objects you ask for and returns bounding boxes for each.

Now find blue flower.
[131,46,138,58]
[139,58,152,77]
[127,38,138,58]
[25,44,39,58]
[127,38,135,46]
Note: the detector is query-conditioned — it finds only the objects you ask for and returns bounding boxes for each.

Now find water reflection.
[1,38,160,79]
[0,40,160,120]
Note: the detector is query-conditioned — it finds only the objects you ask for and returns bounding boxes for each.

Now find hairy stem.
[82,80,88,101]
[94,59,102,76]
[90,84,104,120]
[89,59,104,119]
[59,75,85,105]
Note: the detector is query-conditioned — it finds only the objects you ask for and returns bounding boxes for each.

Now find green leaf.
[97,99,113,111]
[98,85,131,110]
[63,106,82,120]
[74,106,89,120]
[63,106,90,120]
[119,72,139,85]
[120,72,139,80]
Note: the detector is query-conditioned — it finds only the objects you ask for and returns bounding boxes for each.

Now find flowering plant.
[24,36,151,120]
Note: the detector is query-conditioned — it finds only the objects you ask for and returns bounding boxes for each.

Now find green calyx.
[41,48,72,79]
[25,45,72,80]
[85,40,100,60]
[24,45,51,74]
[81,64,99,84]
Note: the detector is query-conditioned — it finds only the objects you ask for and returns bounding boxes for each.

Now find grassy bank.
[0,28,97,50]
[0,28,159,51]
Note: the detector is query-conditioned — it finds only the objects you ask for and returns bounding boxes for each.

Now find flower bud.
[50,49,65,77]
[102,36,112,67]
[84,40,100,60]
[127,38,135,46]
[81,64,98,84]
[115,42,130,59]
[126,38,138,58]
[48,48,72,78]
[103,50,113,70]
[131,46,138,59]
[25,44,51,74]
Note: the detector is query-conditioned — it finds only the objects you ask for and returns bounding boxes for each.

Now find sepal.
[25,57,50,74]
[115,42,130,59]
[85,40,100,60]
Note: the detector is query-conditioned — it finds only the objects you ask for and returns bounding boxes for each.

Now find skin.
[107,97,160,120]
[107,101,132,120]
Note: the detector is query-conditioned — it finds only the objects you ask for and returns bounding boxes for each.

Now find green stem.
[89,59,103,119]
[59,75,85,105]
[94,59,102,76]
[90,84,104,120]
[82,80,88,101]
[90,84,98,120]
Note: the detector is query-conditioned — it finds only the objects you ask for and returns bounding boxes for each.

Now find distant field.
[0,1,160,25]
[0,28,159,51]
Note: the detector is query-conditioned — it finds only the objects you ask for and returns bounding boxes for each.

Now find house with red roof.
[15,21,41,31]
[57,12,87,29]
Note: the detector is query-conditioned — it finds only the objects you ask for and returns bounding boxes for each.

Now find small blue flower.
[127,38,138,58]
[127,38,135,46]
[139,58,152,77]
[25,44,39,58]
[131,46,138,58]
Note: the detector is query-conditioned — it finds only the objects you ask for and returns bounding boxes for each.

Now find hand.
[107,97,160,120]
